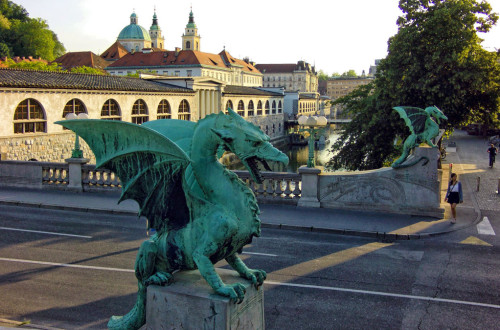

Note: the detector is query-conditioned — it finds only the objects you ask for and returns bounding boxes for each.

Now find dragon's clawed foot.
[242,269,267,289]
[216,283,247,304]
[145,271,173,286]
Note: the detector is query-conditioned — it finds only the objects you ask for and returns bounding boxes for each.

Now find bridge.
[286,118,351,125]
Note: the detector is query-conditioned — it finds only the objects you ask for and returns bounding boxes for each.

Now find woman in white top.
[444,173,463,224]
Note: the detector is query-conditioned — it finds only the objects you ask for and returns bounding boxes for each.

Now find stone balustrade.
[0,147,444,216]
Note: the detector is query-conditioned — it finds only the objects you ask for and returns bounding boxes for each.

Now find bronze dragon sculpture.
[392,106,447,168]
[57,108,289,329]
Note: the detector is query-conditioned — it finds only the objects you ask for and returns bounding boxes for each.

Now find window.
[186,41,191,49]
[157,99,171,119]
[101,99,121,120]
[63,99,87,118]
[175,71,180,76]
[265,100,270,115]
[226,100,233,112]
[247,100,254,116]
[237,100,245,117]
[278,100,283,114]
[13,98,46,134]
[272,100,277,114]
[131,99,149,124]
[178,99,190,121]
[187,70,192,77]
[257,100,263,116]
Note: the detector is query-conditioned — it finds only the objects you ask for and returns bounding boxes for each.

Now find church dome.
[118,13,152,41]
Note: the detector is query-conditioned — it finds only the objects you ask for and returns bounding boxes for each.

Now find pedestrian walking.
[444,173,463,224]
[487,143,498,168]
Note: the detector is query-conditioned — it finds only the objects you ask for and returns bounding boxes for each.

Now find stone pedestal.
[65,157,89,191]
[145,268,264,330]
[298,166,321,208]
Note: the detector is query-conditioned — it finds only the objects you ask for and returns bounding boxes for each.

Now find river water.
[226,126,340,173]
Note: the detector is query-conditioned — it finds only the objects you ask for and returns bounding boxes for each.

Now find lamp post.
[65,112,89,158]
[298,115,328,168]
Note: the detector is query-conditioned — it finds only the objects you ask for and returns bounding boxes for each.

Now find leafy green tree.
[70,66,106,75]
[330,72,340,78]
[318,70,329,81]
[327,0,500,171]
[341,70,357,77]
[0,1,65,61]
[0,42,10,57]
[2,58,63,71]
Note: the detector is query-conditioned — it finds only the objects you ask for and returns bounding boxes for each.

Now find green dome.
[118,24,151,41]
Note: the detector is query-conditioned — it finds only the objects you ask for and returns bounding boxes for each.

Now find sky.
[13,0,500,75]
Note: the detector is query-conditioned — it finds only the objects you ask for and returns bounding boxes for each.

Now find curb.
[261,223,432,240]
[1,199,466,241]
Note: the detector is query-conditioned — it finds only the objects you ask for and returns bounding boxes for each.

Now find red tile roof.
[53,51,110,71]
[107,49,261,74]
[0,68,193,93]
[0,56,47,67]
[100,41,129,61]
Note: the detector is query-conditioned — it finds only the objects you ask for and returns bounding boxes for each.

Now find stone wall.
[317,147,444,217]
[0,132,95,163]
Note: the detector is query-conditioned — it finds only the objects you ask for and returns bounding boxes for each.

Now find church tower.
[149,9,164,49]
[182,9,200,51]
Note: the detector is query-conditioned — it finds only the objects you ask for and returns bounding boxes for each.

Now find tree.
[341,69,357,77]
[0,1,65,61]
[318,70,329,81]
[70,66,106,75]
[327,0,500,171]
[2,58,63,71]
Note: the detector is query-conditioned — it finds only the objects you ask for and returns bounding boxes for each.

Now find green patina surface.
[56,108,288,330]
[392,106,447,169]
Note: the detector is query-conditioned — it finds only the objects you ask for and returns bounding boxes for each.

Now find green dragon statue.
[391,106,447,169]
[56,108,288,330]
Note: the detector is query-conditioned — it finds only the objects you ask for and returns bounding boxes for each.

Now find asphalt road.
[0,205,499,329]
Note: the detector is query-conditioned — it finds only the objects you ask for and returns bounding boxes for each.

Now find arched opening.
[132,99,149,124]
[226,100,233,113]
[247,100,255,116]
[101,99,121,120]
[157,99,171,119]
[237,100,245,117]
[178,99,190,121]
[272,100,277,114]
[257,100,263,116]
[13,98,46,134]
[265,100,270,115]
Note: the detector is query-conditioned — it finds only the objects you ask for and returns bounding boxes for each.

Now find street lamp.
[65,112,89,158]
[298,115,328,167]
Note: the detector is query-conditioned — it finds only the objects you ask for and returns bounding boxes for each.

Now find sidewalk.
[0,147,479,240]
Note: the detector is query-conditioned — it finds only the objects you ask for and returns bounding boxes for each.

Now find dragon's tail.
[107,283,146,330]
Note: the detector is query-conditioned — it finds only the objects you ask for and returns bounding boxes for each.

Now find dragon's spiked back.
[212,108,289,183]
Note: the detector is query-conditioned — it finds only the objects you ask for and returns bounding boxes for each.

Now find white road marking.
[0,257,133,273]
[2,257,499,310]
[265,281,500,309]
[242,252,278,257]
[477,217,496,236]
[0,226,91,239]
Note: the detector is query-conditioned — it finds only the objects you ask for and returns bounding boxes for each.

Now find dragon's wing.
[56,119,191,231]
[393,106,428,135]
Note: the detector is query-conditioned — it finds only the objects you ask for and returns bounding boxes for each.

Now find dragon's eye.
[252,141,261,148]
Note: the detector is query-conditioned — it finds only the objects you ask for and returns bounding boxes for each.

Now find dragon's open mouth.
[245,156,272,184]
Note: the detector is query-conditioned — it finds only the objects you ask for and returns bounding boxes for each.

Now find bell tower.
[150,8,165,49]
[182,9,200,51]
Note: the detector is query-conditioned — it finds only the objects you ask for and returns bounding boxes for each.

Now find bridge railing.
[0,160,301,205]
[233,170,301,205]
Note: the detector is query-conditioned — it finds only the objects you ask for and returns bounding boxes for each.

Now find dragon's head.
[212,108,289,183]
[426,106,448,124]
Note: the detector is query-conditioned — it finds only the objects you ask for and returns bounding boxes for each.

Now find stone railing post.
[298,165,321,208]
[65,157,90,192]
